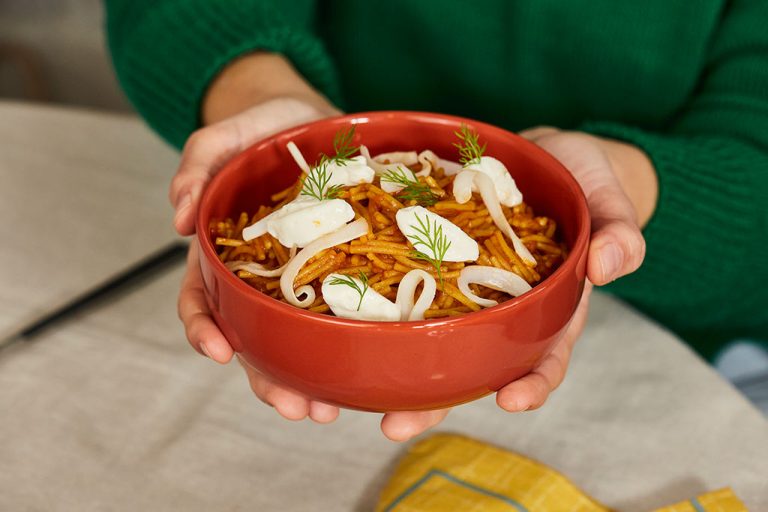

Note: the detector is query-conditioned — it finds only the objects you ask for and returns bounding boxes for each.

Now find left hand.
[385,127,653,440]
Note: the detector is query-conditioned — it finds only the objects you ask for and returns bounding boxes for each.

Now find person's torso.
[318,0,724,131]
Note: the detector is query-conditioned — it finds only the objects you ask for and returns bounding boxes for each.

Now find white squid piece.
[457,266,532,308]
[321,273,401,321]
[415,149,462,177]
[242,197,355,248]
[287,141,375,186]
[225,246,297,277]
[453,170,536,265]
[280,218,369,307]
[463,156,523,207]
[394,269,438,321]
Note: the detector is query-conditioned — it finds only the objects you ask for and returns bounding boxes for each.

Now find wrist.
[202,52,338,125]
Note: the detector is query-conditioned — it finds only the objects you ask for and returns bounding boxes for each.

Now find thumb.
[170,122,244,236]
[524,131,645,285]
[169,97,340,236]
[585,180,646,285]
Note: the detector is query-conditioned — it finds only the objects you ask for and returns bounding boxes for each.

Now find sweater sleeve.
[104,0,342,149]
[579,0,768,358]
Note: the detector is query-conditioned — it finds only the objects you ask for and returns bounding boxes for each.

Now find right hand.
[169,96,340,236]
[172,93,460,439]
[173,95,341,424]
[172,51,463,439]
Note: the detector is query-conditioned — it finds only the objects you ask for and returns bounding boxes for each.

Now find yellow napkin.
[376,434,747,512]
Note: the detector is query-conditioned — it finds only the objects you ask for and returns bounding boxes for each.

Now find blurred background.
[0,0,129,111]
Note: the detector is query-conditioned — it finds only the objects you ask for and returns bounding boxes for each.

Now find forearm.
[202,52,339,125]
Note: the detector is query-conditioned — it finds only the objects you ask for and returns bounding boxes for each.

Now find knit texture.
[105,0,768,358]
[581,124,768,359]
[105,0,341,149]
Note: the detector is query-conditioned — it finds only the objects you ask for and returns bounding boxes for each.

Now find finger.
[264,385,311,421]
[308,401,340,424]
[178,239,234,364]
[585,183,646,285]
[531,133,645,285]
[238,357,338,423]
[497,281,592,412]
[380,409,451,442]
[170,123,244,236]
[170,98,340,236]
[240,361,311,421]
[497,368,555,412]
[518,126,560,141]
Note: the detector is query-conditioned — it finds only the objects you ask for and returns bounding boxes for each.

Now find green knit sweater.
[105,0,768,359]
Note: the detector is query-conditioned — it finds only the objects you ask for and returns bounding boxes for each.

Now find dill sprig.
[453,124,486,165]
[327,125,358,166]
[301,160,342,201]
[381,167,439,207]
[408,213,452,285]
[301,126,358,200]
[328,271,369,311]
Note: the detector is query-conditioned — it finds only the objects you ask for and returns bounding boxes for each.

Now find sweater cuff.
[108,0,341,149]
[579,121,768,354]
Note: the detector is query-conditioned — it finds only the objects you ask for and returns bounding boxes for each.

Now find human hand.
[373,127,653,432]
[172,52,355,419]
[173,54,453,440]
[177,89,651,440]
[169,96,340,236]
[181,238,452,435]
[175,94,360,416]
[489,127,652,412]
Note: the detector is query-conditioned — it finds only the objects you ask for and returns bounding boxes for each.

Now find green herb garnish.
[381,166,439,206]
[301,126,358,200]
[328,271,369,311]
[301,160,342,201]
[327,125,358,166]
[408,212,452,285]
[453,124,486,165]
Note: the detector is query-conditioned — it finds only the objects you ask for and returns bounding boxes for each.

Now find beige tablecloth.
[0,265,765,511]
[0,101,179,341]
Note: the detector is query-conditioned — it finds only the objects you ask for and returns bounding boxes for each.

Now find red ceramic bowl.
[197,111,589,412]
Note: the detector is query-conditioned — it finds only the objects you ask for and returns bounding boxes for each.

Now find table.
[0,101,179,341]
[0,102,765,511]
[1,268,765,511]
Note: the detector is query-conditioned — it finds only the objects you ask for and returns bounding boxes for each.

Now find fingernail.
[599,244,623,282]
[176,192,192,211]
[199,342,212,359]
[505,397,528,413]
[513,401,529,413]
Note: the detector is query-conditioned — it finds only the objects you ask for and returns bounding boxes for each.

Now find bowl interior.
[202,111,585,252]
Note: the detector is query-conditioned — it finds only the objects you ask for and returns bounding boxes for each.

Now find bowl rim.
[196,110,590,330]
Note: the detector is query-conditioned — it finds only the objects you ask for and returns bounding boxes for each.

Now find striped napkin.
[376,434,746,512]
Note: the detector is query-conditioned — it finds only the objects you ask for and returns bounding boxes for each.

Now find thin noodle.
[368,253,394,270]
[211,148,565,320]
[349,245,413,257]
[295,251,345,286]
